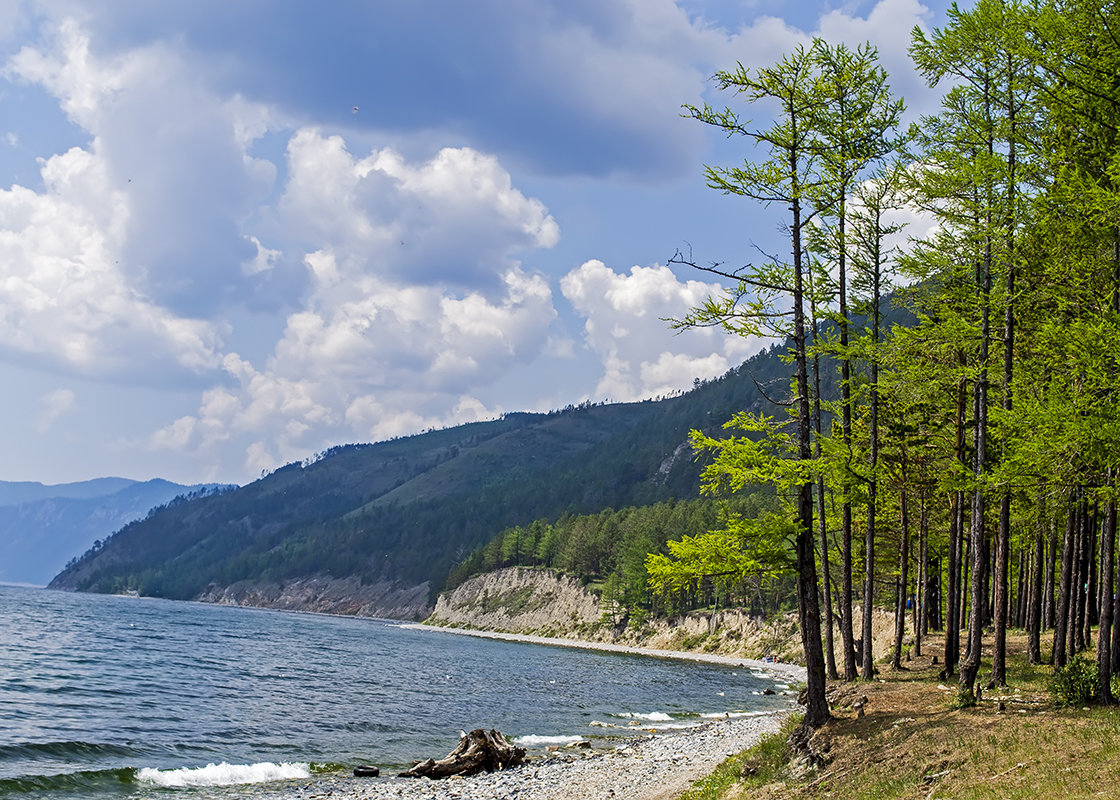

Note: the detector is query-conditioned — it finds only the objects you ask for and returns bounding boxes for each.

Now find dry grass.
[707,632,1120,800]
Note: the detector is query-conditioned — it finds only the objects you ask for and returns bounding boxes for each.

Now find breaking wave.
[136,761,311,787]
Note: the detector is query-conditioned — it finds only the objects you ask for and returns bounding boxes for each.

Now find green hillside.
[49,342,796,607]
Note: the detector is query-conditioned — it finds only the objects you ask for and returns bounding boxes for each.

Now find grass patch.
[676,715,798,800]
[696,631,1120,800]
[681,631,710,649]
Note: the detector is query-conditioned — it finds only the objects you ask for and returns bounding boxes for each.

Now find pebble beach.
[244,627,803,800]
[263,711,788,800]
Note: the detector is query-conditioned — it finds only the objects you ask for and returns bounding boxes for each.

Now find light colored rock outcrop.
[429,567,601,635]
[197,575,431,619]
[428,567,897,665]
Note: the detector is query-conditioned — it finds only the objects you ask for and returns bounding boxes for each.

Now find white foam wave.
[514,734,586,747]
[615,712,673,722]
[137,761,311,788]
[700,710,774,719]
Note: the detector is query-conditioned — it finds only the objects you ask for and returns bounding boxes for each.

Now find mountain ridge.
[48,340,806,616]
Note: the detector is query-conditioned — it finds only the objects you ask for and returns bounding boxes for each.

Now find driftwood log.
[399,728,527,779]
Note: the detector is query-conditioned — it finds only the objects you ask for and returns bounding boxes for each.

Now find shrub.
[1048,654,1098,707]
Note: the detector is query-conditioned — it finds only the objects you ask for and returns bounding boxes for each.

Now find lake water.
[0,584,789,798]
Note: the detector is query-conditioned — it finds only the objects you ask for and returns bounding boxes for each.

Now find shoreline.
[256,711,789,800]
[397,621,808,683]
[246,623,802,800]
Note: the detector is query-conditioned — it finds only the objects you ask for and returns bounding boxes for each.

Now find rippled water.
[0,585,788,798]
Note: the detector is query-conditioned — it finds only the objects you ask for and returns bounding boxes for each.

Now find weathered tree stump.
[398,728,527,779]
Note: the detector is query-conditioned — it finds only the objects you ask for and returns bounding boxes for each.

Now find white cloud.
[0,144,225,378]
[277,130,558,289]
[561,259,762,401]
[36,388,75,433]
[149,137,562,471]
[6,18,277,316]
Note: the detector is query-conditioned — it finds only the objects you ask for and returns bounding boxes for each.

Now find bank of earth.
[426,566,896,663]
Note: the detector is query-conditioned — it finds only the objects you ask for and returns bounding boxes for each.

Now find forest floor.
[689,632,1120,800]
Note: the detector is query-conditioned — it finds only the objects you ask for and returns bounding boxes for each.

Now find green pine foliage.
[444,492,783,617]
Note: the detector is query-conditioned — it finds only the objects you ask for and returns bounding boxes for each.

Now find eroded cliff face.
[429,567,601,635]
[196,575,432,620]
[428,567,898,665]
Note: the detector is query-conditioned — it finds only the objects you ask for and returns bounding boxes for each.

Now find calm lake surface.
[0,584,789,798]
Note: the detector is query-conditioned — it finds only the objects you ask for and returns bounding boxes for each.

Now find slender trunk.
[811,329,838,681]
[1112,586,1120,676]
[991,61,1016,688]
[1054,501,1076,668]
[1072,506,1087,656]
[861,225,883,683]
[1015,545,1026,629]
[1027,488,1045,664]
[990,489,1011,686]
[945,492,962,676]
[1045,513,1058,630]
[917,498,929,655]
[1098,498,1115,703]
[1084,508,1093,631]
[790,172,827,729]
[933,553,944,631]
[841,504,856,681]
[893,486,912,669]
[839,203,857,682]
[959,243,992,700]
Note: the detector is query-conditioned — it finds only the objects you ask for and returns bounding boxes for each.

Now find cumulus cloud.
[151,138,561,471]
[561,259,762,401]
[0,1,949,484]
[7,18,277,317]
[0,143,225,379]
[276,130,558,289]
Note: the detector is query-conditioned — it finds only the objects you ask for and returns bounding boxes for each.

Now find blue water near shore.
[0,584,788,798]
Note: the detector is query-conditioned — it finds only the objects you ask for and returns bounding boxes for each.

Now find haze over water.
[0,585,788,798]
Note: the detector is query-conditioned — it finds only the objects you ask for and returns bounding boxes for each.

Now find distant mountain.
[49,342,807,616]
[0,479,230,586]
[0,477,139,506]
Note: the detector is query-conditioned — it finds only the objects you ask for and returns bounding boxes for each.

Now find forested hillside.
[634,0,1120,730]
[48,340,799,609]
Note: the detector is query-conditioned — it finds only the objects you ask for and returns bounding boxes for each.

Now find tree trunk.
[861,304,881,683]
[1054,501,1076,668]
[990,489,1011,687]
[1027,490,1045,664]
[959,240,991,702]
[1072,505,1086,656]
[791,184,828,730]
[811,345,838,681]
[1045,512,1058,630]
[1097,498,1115,703]
[917,498,929,655]
[893,487,912,669]
[944,491,962,677]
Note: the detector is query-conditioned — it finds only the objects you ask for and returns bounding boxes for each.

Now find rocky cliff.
[428,566,898,665]
[195,575,432,619]
[429,567,601,635]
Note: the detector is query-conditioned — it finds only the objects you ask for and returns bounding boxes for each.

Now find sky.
[0,0,955,487]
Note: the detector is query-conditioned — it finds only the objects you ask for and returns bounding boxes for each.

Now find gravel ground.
[246,712,789,800]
